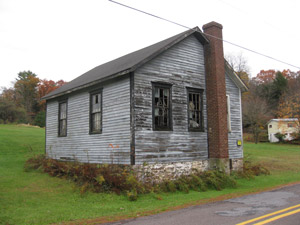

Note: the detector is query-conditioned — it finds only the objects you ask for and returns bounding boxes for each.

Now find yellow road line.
[254,208,300,225]
[236,203,300,225]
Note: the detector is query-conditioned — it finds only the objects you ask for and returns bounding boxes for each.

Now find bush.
[259,131,269,142]
[127,190,138,201]
[275,132,286,142]
[233,159,270,179]
[0,100,28,124]
[243,133,254,142]
[25,155,269,201]
[24,155,137,195]
[34,111,46,127]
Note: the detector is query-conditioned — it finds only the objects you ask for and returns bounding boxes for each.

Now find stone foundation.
[133,158,243,183]
[133,160,209,183]
[230,158,243,171]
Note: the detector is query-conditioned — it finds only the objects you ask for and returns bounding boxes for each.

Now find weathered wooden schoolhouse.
[43,22,248,178]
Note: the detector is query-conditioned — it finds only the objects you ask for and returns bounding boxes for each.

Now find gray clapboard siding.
[46,76,131,164]
[134,35,208,164]
[225,71,243,159]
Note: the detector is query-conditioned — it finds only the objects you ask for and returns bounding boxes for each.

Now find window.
[152,83,172,130]
[90,91,102,134]
[58,101,67,137]
[269,124,272,128]
[226,95,231,132]
[187,88,204,131]
[288,123,295,128]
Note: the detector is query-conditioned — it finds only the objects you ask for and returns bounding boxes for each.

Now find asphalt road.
[104,183,300,225]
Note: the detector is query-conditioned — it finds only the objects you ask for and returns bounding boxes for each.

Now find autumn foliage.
[38,79,66,110]
[243,69,300,143]
[0,70,67,125]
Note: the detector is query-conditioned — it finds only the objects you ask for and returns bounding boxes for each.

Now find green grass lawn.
[1,124,300,225]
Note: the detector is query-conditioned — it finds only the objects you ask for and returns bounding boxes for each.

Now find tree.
[37,79,67,110]
[277,75,300,120]
[34,111,46,127]
[270,71,288,114]
[0,99,27,123]
[243,93,271,144]
[251,71,288,117]
[0,87,16,102]
[14,71,40,117]
[252,69,276,85]
[225,52,250,86]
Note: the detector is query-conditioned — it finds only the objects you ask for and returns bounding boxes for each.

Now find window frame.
[89,89,103,134]
[187,87,204,132]
[58,99,68,137]
[152,82,173,131]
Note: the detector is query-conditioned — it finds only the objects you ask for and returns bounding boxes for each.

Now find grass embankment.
[0,124,300,225]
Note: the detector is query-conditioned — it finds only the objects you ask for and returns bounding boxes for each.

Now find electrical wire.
[108,0,300,70]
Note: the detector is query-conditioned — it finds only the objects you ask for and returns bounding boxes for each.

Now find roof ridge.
[43,27,206,100]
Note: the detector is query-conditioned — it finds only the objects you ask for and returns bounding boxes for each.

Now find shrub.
[259,131,269,142]
[127,189,138,201]
[0,100,28,124]
[34,111,46,127]
[275,132,286,142]
[25,155,268,201]
[166,181,177,192]
[233,159,270,179]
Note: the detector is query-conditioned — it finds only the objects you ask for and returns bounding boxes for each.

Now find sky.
[1,0,300,89]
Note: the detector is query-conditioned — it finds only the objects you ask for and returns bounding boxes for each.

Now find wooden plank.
[134,35,209,164]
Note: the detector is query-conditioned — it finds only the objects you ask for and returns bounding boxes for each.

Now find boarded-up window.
[153,83,172,130]
[90,91,102,134]
[187,88,204,131]
[58,101,67,137]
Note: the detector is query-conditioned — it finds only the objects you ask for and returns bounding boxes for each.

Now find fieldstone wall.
[231,158,243,171]
[133,158,244,183]
[133,160,209,183]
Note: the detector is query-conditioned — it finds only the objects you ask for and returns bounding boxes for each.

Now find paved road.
[104,183,300,225]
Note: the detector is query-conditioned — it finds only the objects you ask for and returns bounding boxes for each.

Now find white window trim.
[226,94,232,132]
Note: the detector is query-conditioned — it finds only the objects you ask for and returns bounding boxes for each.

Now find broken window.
[58,101,67,137]
[187,88,203,131]
[153,83,172,130]
[90,91,102,134]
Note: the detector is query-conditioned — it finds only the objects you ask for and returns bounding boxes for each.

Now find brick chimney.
[202,22,229,163]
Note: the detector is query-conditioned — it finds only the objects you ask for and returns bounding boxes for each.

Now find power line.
[108,0,300,70]
[216,0,300,40]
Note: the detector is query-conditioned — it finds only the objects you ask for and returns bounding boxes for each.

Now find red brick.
[203,21,229,159]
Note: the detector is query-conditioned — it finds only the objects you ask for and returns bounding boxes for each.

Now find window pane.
[92,93,101,113]
[60,103,66,119]
[60,119,67,136]
[92,112,101,132]
[188,90,203,130]
[153,85,171,130]
[90,91,102,133]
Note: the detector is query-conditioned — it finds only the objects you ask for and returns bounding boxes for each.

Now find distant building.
[267,118,299,142]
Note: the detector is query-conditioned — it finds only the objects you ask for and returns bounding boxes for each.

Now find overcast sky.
[1,0,299,89]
